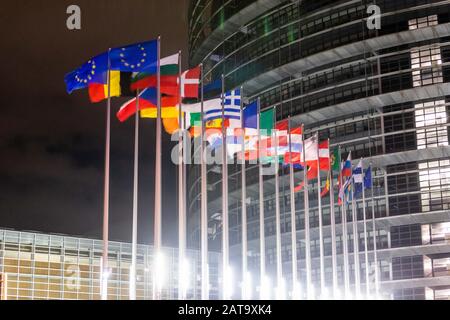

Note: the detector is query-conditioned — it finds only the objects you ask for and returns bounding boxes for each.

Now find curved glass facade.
[188,0,450,300]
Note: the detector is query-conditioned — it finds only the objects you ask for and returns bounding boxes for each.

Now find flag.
[321,172,331,198]
[238,108,274,161]
[353,160,364,198]
[319,140,330,171]
[342,152,352,178]
[117,88,178,122]
[305,135,319,163]
[88,71,134,103]
[294,164,319,192]
[243,101,258,135]
[65,53,108,94]
[65,40,158,94]
[140,107,180,119]
[283,127,303,165]
[331,148,341,172]
[183,89,242,128]
[162,118,179,134]
[364,166,373,190]
[180,66,201,98]
[109,40,158,72]
[338,175,352,205]
[130,53,181,92]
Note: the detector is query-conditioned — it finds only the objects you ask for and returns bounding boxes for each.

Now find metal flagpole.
[101,48,112,301]
[350,167,361,298]
[177,51,186,300]
[328,141,338,297]
[153,36,162,300]
[302,126,312,299]
[370,162,380,297]
[361,159,370,297]
[221,74,230,299]
[130,89,140,300]
[316,134,325,297]
[288,117,298,298]
[200,63,209,300]
[339,147,350,297]
[240,87,248,299]
[273,108,283,299]
[257,98,267,299]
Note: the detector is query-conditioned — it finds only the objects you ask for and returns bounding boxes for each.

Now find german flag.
[88,71,133,103]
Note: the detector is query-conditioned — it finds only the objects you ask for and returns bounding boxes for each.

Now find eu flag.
[109,40,158,73]
[65,53,109,94]
[65,39,158,94]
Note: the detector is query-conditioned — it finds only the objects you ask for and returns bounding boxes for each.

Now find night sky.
[0,0,189,246]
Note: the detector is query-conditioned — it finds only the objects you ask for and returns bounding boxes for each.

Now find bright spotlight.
[179,258,190,297]
[275,278,287,300]
[334,289,343,300]
[242,272,252,300]
[321,287,331,300]
[292,282,302,300]
[307,284,316,300]
[154,251,166,290]
[345,291,353,300]
[260,275,271,300]
[223,266,234,300]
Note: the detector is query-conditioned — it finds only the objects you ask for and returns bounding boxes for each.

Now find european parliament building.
[187,0,450,300]
[0,229,220,300]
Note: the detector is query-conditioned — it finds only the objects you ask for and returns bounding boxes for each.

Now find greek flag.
[203,89,241,126]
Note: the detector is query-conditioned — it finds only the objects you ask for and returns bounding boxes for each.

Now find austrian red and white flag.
[319,140,330,171]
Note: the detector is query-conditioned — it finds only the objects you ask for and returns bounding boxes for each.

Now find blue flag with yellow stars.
[65,40,158,94]
[65,53,108,94]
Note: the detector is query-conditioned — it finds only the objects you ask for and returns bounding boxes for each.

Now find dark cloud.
[0,0,187,246]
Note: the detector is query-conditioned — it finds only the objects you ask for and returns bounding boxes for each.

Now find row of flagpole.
[92,37,383,300]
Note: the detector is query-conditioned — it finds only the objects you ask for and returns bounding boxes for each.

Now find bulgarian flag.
[130,53,201,99]
[130,53,179,91]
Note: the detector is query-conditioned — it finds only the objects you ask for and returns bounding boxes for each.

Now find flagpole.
[273,108,283,299]
[370,162,380,297]
[361,159,370,297]
[101,48,112,301]
[302,126,312,299]
[221,74,230,299]
[240,86,248,300]
[177,51,186,300]
[316,134,325,297]
[350,166,361,298]
[200,63,209,300]
[329,141,338,298]
[257,98,267,299]
[153,35,162,300]
[288,117,298,298]
[130,89,140,301]
[339,147,350,297]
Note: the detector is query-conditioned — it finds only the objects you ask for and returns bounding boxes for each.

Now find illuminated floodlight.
[292,282,302,300]
[345,291,354,300]
[259,275,272,300]
[275,278,287,300]
[307,284,316,300]
[242,271,252,300]
[154,251,166,291]
[334,288,343,300]
[179,258,190,297]
[100,257,110,300]
[223,266,234,300]
[321,287,331,300]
